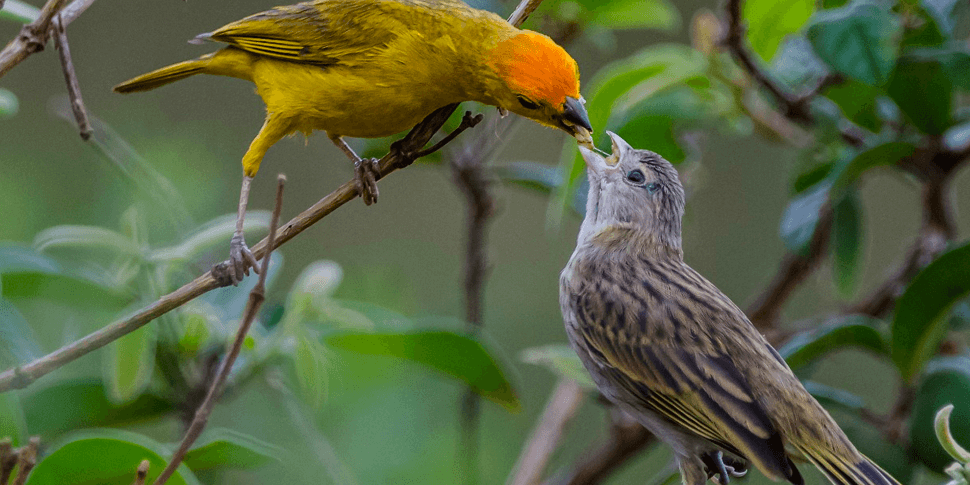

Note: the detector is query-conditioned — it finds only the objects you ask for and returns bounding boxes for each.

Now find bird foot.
[355,157,380,205]
[228,233,260,285]
[702,451,747,484]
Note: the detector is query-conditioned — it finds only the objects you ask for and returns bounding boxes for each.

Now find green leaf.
[23,379,173,438]
[823,396,917,481]
[0,244,63,275]
[104,321,156,404]
[183,428,283,471]
[584,0,680,30]
[496,162,561,194]
[792,162,834,194]
[935,404,970,463]
[910,356,970,471]
[822,80,882,132]
[771,36,830,91]
[829,142,917,195]
[0,88,18,119]
[887,49,955,135]
[807,1,902,86]
[0,0,39,23]
[326,330,520,412]
[0,392,25,446]
[779,315,887,370]
[293,333,330,410]
[34,225,142,259]
[150,211,271,263]
[832,191,863,297]
[743,0,814,62]
[892,242,970,381]
[803,381,866,411]
[0,298,41,367]
[519,344,595,389]
[779,181,829,256]
[26,429,200,485]
[925,0,970,39]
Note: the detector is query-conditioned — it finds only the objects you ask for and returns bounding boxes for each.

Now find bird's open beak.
[579,130,631,176]
[562,96,593,149]
[604,131,632,167]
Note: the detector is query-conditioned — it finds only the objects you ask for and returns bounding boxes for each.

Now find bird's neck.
[584,225,683,262]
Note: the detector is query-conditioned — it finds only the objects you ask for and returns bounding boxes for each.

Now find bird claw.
[228,233,260,286]
[702,451,747,484]
[354,158,380,205]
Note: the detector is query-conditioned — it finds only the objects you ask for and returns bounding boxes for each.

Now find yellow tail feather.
[113,58,208,93]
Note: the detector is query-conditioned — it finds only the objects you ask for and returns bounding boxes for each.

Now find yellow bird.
[115,0,593,283]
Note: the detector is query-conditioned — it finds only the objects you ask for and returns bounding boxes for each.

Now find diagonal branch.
[0,0,91,78]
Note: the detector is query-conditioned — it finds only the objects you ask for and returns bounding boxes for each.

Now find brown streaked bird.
[559,132,901,485]
[114,0,593,284]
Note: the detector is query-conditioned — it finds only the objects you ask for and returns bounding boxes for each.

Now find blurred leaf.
[104,322,156,404]
[950,299,970,330]
[52,105,192,232]
[822,80,882,133]
[583,0,679,30]
[743,0,814,62]
[151,212,271,263]
[519,344,594,389]
[0,0,39,23]
[779,315,887,370]
[925,0,970,39]
[195,254,282,324]
[779,181,828,256]
[326,330,520,412]
[910,356,970,471]
[771,36,830,91]
[331,300,411,331]
[34,225,142,259]
[177,309,216,355]
[0,298,41,367]
[291,260,344,300]
[293,333,330,410]
[0,245,132,305]
[0,244,63,275]
[183,428,283,471]
[496,162,561,194]
[803,380,866,411]
[901,4,947,47]
[0,88,18,119]
[887,49,955,135]
[832,191,863,297]
[26,429,200,485]
[892,242,970,381]
[0,392,25,446]
[793,162,834,194]
[23,379,173,438]
[935,404,970,463]
[824,400,917,481]
[829,142,917,196]
[807,1,901,86]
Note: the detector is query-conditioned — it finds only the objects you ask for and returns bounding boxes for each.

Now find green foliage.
[743,0,814,61]
[182,428,283,471]
[933,404,970,484]
[534,0,680,31]
[778,315,888,370]
[519,343,595,389]
[911,357,970,472]
[806,2,902,86]
[0,0,39,23]
[893,242,970,381]
[832,191,863,297]
[326,330,521,412]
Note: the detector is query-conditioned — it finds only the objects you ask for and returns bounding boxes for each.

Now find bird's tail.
[808,453,901,485]
[114,48,253,93]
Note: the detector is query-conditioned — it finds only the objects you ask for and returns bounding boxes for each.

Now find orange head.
[487,31,592,146]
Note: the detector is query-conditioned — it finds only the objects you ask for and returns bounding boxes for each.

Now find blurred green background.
[2,0,970,483]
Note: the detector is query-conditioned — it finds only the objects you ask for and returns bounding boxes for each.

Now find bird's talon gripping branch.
[354,157,380,205]
[228,233,259,285]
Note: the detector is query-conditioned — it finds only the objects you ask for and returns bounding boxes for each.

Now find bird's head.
[577,132,685,250]
[487,31,593,147]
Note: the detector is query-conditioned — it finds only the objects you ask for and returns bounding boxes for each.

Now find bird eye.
[626,170,645,185]
[646,182,660,193]
[517,95,539,110]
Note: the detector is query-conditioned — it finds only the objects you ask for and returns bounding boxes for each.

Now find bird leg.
[329,134,379,205]
[701,451,747,484]
[228,175,261,285]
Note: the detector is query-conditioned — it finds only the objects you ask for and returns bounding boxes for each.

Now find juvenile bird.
[115,0,593,283]
[559,132,900,485]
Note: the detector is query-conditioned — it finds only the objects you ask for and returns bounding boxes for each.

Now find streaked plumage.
[559,132,901,485]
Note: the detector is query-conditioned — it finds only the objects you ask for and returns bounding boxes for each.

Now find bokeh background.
[2,0,969,484]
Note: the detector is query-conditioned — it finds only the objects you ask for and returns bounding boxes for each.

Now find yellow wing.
[198,0,472,65]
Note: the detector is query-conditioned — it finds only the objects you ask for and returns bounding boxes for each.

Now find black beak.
[563,96,592,134]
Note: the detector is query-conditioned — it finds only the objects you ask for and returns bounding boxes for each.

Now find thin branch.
[153,175,285,485]
[546,409,655,485]
[0,439,15,485]
[131,460,149,485]
[52,14,91,140]
[0,0,70,78]
[10,437,37,485]
[508,379,585,485]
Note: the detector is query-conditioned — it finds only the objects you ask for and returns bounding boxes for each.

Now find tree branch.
[546,409,655,485]
[154,175,285,485]
[0,0,79,78]
[508,379,585,485]
[52,14,91,140]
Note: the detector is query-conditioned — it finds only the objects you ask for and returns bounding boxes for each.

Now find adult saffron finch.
[560,132,901,485]
[115,0,592,283]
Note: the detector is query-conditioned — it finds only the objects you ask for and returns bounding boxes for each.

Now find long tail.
[114,48,253,93]
[809,453,901,485]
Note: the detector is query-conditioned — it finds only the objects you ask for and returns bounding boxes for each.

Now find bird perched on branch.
[115,0,592,284]
[559,132,901,485]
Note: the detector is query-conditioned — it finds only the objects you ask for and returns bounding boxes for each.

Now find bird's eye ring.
[517,95,539,110]
[626,170,646,185]
[646,182,660,193]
